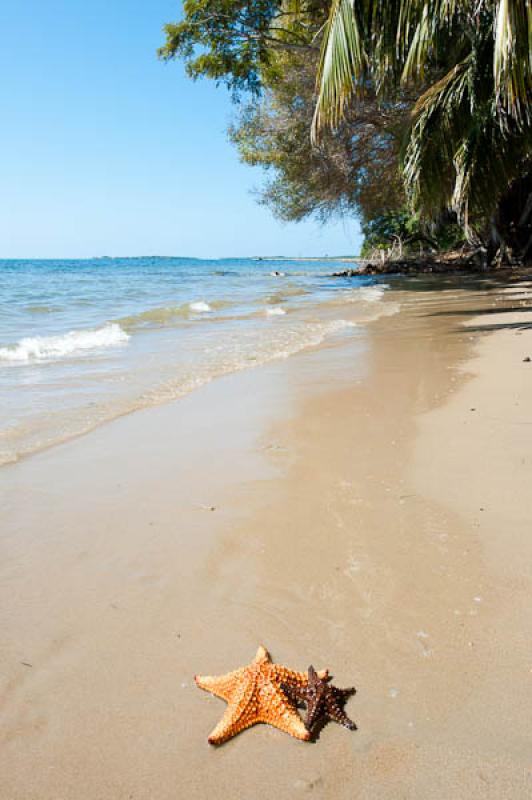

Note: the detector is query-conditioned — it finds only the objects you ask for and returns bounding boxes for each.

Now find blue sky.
[0,1,361,258]
[0,1,361,259]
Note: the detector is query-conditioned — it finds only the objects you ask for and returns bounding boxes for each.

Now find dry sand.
[1,276,532,798]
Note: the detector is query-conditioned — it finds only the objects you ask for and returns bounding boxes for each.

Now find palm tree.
[313,0,532,260]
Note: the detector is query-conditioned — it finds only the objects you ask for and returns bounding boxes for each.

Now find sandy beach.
[2,275,532,799]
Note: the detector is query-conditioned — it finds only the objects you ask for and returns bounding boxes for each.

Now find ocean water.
[0,257,395,465]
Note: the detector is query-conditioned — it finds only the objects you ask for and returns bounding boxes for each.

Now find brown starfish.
[195,645,328,745]
[285,665,356,735]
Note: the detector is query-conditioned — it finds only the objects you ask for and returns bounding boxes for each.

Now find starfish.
[285,665,356,735]
[195,645,328,745]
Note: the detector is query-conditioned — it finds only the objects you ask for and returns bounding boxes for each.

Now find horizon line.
[0,253,361,262]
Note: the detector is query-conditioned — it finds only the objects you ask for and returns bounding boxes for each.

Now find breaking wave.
[0,323,129,363]
[116,299,231,330]
[189,301,212,313]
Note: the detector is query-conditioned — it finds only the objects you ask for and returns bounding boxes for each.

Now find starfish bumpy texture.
[286,665,356,734]
[195,645,328,745]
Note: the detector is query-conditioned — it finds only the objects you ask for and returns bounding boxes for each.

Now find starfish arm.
[327,698,357,730]
[206,696,258,745]
[195,668,244,701]
[206,671,259,745]
[338,686,356,699]
[331,707,357,730]
[258,682,310,741]
[305,697,322,732]
[254,645,271,664]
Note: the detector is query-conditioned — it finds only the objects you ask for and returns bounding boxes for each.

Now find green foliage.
[315,1,532,239]
[229,50,408,224]
[161,0,532,261]
[311,0,366,138]
[360,208,465,257]
[316,1,532,131]
[159,0,322,95]
[360,210,420,256]
[402,23,532,237]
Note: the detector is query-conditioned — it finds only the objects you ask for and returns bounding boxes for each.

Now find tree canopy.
[159,0,324,94]
[315,0,532,245]
[161,0,532,262]
[229,49,407,225]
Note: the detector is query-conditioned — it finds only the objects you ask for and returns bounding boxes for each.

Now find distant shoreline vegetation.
[160,1,532,270]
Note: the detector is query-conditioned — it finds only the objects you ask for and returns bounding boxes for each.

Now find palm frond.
[400,2,435,83]
[493,0,532,126]
[311,0,532,234]
[403,56,473,218]
[311,0,365,141]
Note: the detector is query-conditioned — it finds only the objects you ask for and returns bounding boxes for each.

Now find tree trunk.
[489,172,532,265]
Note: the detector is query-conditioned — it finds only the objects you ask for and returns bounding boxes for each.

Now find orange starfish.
[195,645,328,745]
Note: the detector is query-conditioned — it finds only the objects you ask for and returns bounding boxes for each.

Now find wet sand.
[1,277,532,798]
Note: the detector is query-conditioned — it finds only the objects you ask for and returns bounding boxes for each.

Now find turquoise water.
[0,257,393,465]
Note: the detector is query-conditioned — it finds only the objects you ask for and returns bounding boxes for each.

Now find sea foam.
[0,323,129,363]
[189,301,212,313]
[356,285,389,302]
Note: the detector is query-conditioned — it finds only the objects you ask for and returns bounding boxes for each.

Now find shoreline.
[0,262,386,471]
[1,279,532,797]
[334,253,532,278]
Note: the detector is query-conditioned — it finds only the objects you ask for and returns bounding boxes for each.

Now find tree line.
[160,0,532,265]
